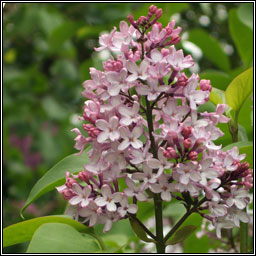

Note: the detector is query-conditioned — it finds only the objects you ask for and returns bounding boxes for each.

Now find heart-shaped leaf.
[21,147,90,218]
[225,67,253,112]
[165,225,197,245]
[3,215,92,248]
[26,223,99,253]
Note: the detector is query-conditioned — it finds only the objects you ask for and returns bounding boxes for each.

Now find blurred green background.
[3,2,253,253]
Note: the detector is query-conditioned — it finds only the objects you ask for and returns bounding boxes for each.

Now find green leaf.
[26,223,99,253]
[222,141,253,168]
[3,215,92,247]
[166,225,197,245]
[237,3,253,30]
[209,87,225,105]
[229,9,253,66]
[129,218,155,243]
[21,148,90,218]
[48,21,81,51]
[200,70,232,90]
[187,29,230,72]
[225,67,253,112]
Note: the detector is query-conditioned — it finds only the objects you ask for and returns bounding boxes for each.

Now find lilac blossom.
[56,5,253,239]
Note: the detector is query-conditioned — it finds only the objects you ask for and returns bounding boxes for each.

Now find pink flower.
[118,126,143,150]
[79,201,102,227]
[147,147,173,175]
[71,128,89,156]
[95,184,122,212]
[106,68,128,96]
[136,78,169,101]
[150,174,176,202]
[124,177,147,201]
[68,184,91,207]
[184,74,209,110]
[226,186,249,209]
[96,116,120,143]
[119,101,140,126]
[126,60,149,82]
[117,196,138,217]
[166,47,194,71]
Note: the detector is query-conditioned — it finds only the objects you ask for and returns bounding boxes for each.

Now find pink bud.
[170,35,181,45]
[149,5,157,14]
[62,189,75,200]
[127,14,134,24]
[161,48,169,57]
[183,138,192,150]
[188,151,198,161]
[156,22,162,30]
[167,147,178,159]
[78,171,90,184]
[199,79,212,92]
[181,126,192,138]
[65,178,77,189]
[155,8,163,18]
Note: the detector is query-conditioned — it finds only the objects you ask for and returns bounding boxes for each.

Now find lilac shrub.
[56,5,253,251]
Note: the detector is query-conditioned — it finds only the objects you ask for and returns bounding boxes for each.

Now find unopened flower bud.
[167,147,178,158]
[62,189,75,200]
[177,74,188,87]
[170,35,181,45]
[78,170,90,184]
[183,138,192,150]
[65,178,77,189]
[155,8,163,18]
[127,14,134,24]
[181,126,192,138]
[156,22,162,30]
[188,151,198,161]
[200,79,212,92]
[149,5,157,14]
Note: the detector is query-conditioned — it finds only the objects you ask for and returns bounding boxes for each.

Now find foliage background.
[3,2,253,253]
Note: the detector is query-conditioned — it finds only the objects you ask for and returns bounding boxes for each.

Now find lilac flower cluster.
[57,6,253,236]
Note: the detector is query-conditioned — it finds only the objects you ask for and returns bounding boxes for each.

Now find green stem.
[240,220,248,253]
[164,197,207,243]
[154,195,165,253]
[89,232,106,251]
[145,97,165,253]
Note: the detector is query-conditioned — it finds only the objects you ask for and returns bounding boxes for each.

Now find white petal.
[190,171,201,182]
[118,139,130,150]
[109,131,120,141]
[120,117,132,126]
[137,192,147,201]
[119,126,129,138]
[95,197,107,207]
[161,191,171,202]
[72,184,83,195]
[107,201,117,212]
[106,71,120,83]
[126,61,138,74]
[97,131,109,143]
[108,84,120,96]
[147,159,161,169]
[127,204,138,214]
[81,198,90,207]
[89,214,97,227]
[101,184,112,197]
[69,196,82,205]
[234,199,246,209]
[96,119,109,131]
[180,174,189,185]
[131,139,143,149]
[103,220,113,233]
